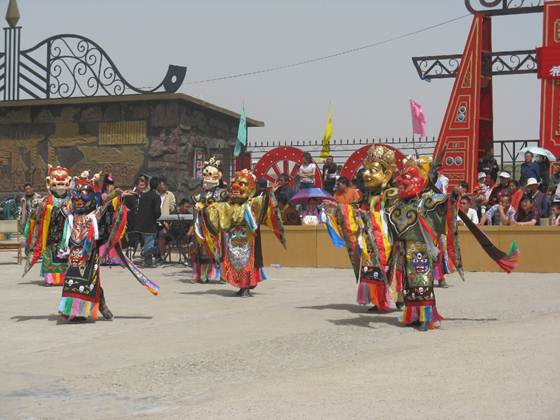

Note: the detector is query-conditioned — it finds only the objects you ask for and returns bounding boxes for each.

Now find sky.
[15,0,543,142]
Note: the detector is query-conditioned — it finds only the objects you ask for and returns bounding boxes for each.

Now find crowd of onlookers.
[273,151,560,227]
[453,151,560,227]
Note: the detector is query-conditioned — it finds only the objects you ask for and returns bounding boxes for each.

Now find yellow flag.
[319,107,333,160]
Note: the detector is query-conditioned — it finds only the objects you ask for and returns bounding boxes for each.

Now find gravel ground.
[0,254,559,420]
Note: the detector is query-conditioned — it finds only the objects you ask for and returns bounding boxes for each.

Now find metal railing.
[247,137,539,175]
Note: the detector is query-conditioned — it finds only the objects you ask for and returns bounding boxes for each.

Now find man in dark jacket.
[125,176,161,267]
[519,152,540,187]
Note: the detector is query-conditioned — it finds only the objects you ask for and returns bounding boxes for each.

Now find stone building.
[0,93,263,199]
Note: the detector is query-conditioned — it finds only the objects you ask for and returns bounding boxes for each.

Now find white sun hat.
[526,177,539,186]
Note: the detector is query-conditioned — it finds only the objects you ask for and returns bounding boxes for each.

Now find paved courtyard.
[0,254,559,419]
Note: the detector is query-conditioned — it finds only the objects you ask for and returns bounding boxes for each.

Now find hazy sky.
[16,0,542,141]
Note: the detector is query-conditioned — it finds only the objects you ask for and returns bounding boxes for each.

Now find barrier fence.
[247,138,539,179]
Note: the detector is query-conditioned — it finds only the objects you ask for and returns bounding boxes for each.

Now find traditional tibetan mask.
[201,156,223,190]
[395,156,431,200]
[396,166,427,200]
[229,169,256,204]
[72,176,96,214]
[45,165,71,197]
[361,145,397,191]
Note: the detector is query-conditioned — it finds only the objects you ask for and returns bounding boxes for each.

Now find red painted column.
[433,15,493,189]
[538,1,560,159]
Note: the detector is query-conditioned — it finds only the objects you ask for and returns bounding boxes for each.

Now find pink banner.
[410,99,427,137]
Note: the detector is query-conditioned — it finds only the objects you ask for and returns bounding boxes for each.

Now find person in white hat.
[488,171,511,206]
[476,172,489,195]
[524,177,548,217]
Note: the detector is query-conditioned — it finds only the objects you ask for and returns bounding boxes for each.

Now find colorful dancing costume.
[329,153,520,331]
[198,169,285,296]
[328,145,402,311]
[192,157,228,283]
[25,166,72,286]
[24,171,159,322]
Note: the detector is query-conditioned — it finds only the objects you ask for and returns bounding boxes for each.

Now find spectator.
[435,167,449,194]
[100,174,116,204]
[550,200,560,225]
[473,195,486,221]
[519,152,540,187]
[546,185,556,213]
[478,151,499,183]
[536,155,550,192]
[272,173,294,206]
[301,198,323,225]
[509,180,524,212]
[480,194,516,226]
[281,203,301,225]
[458,195,479,225]
[177,198,192,215]
[334,177,361,204]
[256,178,268,196]
[524,177,548,218]
[19,183,41,232]
[123,175,148,255]
[514,197,540,226]
[322,156,338,194]
[156,176,176,263]
[488,171,511,206]
[298,152,317,189]
[352,168,366,195]
[156,176,176,216]
[475,172,489,195]
[457,181,469,196]
[550,162,560,193]
[132,176,161,267]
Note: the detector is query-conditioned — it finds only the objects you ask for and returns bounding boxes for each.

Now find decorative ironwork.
[12,34,186,100]
[465,0,544,16]
[412,49,537,80]
[0,0,187,100]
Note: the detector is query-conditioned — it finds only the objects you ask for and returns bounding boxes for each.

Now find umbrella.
[519,146,557,161]
[289,188,335,205]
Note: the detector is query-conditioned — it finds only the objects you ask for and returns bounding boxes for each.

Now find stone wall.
[0,97,240,201]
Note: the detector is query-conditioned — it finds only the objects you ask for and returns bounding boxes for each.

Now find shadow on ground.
[328,315,403,328]
[180,289,242,298]
[298,303,401,315]
[17,280,47,286]
[10,314,153,323]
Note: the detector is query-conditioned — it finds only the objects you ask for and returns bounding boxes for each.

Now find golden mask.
[229,169,256,203]
[362,145,397,190]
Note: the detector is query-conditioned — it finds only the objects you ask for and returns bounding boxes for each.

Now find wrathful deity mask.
[72,171,97,214]
[395,156,432,200]
[229,169,256,204]
[45,165,72,198]
[361,145,398,191]
[202,156,223,190]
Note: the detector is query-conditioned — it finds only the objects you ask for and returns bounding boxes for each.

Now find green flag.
[234,105,247,157]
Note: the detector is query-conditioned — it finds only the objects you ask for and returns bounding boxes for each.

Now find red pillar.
[538,1,560,159]
[433,15,493,189]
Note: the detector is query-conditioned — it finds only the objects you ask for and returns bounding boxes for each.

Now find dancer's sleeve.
[204,202,231,233]
[419,193,464,279]
[254,191,286,248]
[100,196,128,257]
